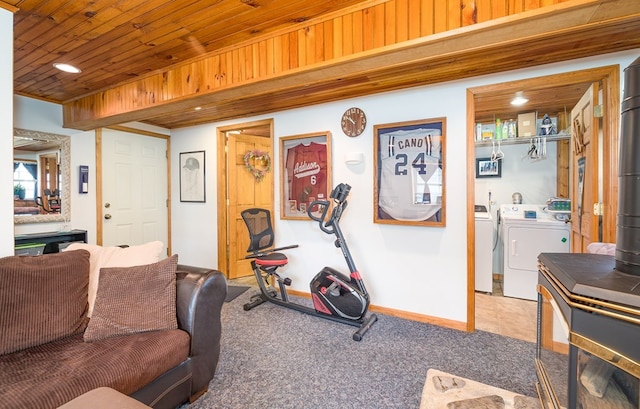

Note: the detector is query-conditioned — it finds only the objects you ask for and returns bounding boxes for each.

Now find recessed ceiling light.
[53,63,81,73]
[511,91,528,106]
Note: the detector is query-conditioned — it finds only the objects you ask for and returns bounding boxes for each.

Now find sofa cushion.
[0,250,90,355]
[63,241,164,317]
[84,255,178,342]
[0,330,190,409]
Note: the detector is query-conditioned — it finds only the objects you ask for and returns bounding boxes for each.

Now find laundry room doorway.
[466,65,621,334]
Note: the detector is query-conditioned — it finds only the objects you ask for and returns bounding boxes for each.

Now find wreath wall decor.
[243,150,271,182]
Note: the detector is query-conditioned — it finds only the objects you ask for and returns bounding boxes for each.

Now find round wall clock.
[341,107,367,137]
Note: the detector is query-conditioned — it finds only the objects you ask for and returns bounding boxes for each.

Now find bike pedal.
[283,277,292,286]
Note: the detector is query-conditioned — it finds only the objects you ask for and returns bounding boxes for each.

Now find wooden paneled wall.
[65,0,570,126]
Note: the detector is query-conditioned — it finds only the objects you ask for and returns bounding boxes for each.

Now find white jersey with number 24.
[378,127,442,221]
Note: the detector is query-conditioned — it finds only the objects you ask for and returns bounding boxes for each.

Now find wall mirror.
[13,128,70,224]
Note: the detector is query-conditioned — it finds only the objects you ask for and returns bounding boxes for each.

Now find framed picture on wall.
[475,157,502,178]
[373,117,446,227]
[180,150,205,202]
[280,132,332,220]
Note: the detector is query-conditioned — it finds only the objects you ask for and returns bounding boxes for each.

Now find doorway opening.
[466,65,620,336]
[216,119,274,280]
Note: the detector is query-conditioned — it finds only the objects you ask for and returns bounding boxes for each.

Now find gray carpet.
[187,289,538,409]
[224,286,250,303]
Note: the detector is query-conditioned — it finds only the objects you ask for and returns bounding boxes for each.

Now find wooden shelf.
[474,132,570,148]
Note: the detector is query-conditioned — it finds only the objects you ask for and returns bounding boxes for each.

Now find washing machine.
[475,205,494,293]
[500,204,570,301]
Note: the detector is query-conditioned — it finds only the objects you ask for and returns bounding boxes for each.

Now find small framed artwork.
[475,157,502,178]
[180,150,205,202]
[373,117,446,227]
[280,132,332,220]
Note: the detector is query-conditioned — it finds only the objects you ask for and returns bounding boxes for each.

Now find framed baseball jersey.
[373,118,446,226]
[280,132,332,220]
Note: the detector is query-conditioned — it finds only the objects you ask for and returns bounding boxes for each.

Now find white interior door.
[101,129,168,254]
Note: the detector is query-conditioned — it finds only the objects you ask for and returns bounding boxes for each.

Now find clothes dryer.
[500,204,570,301]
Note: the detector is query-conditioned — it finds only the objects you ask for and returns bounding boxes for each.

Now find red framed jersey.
[285,142,328,213]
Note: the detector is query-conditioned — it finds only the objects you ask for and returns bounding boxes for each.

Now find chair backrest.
[35,196,51,212]
[241,208,275,253]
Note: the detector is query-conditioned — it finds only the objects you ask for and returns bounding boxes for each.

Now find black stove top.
[538,253,640,308]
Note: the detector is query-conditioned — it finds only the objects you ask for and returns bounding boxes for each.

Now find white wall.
[170,86,469,322]
[0,9,13,257]
[12,98,170,243]
[474,142,559,210]
[12,96,97,240]
[170,49,640,325]
[475,141,560,274]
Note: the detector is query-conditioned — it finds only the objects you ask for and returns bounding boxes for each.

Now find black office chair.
[35,196,60,213]
[240,208,289,270]
[35,196,51,213]
[41,189,61,212]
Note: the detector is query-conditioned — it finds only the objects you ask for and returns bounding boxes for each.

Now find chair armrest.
[175,264,227,396]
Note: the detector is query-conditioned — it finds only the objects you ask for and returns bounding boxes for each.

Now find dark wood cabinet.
[14,230,87,254]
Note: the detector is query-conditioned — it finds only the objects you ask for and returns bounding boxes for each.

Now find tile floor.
[474,274,537,343]
[232,274,538,343]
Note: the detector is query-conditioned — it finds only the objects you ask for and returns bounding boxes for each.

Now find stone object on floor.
[514,395,542,409]
[420,369,540,409]
[447,394,505,409]
[433,375,466,392]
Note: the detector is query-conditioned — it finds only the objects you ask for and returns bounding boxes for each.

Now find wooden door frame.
[465,65,620,332]
[95,126,172,255]
[216,118,274,278]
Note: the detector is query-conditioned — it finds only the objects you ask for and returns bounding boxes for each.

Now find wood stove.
[536,253,640,408]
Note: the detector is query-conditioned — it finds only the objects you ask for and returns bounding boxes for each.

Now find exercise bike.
[241,183,377,341]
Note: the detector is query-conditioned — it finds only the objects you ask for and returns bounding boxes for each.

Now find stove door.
[575,349,639,408]
[536,286,570,409]
[537,265,640,409]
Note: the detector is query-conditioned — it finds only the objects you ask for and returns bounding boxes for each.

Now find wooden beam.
[63,0,640,130]
[0,2,18,13]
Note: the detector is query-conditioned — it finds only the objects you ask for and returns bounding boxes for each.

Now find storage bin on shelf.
[14,243,46,256]
[57,241,85,252]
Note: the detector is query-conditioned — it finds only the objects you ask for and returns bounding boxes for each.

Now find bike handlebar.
[307,183,351,235]
[308,200,333,234]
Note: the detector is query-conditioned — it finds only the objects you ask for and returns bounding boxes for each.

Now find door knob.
[104,214,112,220]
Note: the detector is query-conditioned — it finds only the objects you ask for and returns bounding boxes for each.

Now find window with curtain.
[13,160,37,200]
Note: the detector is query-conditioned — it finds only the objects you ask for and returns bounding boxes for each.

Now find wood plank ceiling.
[11,0,371,102]
[9,0,640,130]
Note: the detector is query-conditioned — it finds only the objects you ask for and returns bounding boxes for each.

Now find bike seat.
[255,252,288,267]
